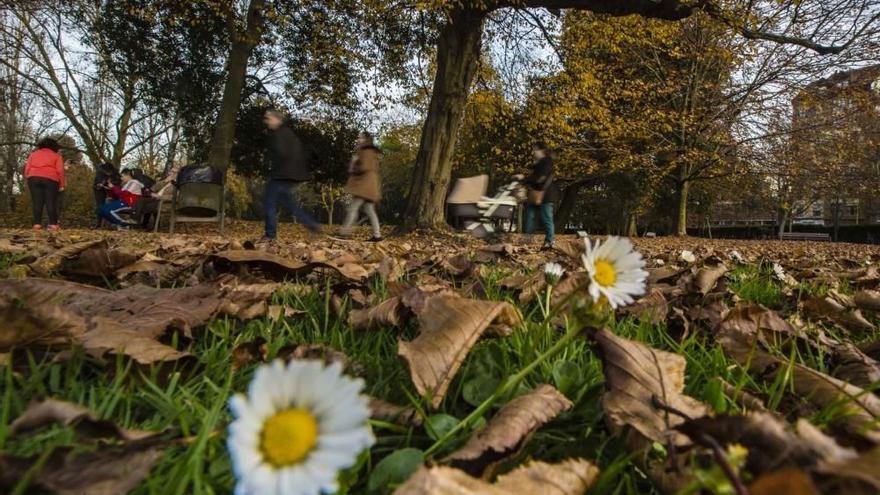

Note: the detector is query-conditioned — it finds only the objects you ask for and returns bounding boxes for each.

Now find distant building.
[790,65,880,227]
[690,66,880,231]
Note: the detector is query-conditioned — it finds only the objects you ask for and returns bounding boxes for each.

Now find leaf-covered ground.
[2,222,880,494]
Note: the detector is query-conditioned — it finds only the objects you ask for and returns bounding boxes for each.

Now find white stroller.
[446,175,520,238]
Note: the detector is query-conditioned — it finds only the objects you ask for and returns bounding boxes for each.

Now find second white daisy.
[228,359,374,495]
[581,236,648,309]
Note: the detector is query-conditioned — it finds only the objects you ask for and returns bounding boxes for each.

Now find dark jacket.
[266,126,310,181]
[524,156,559,204]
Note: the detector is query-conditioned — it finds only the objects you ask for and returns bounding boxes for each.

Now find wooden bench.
[780,232,831,242]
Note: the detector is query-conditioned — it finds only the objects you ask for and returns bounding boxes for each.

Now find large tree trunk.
[403,8,486,230]
[110,79,136,167]
[676,178,690,236]
[206,0,264,174]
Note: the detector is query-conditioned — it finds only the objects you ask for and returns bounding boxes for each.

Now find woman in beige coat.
[339,132,382,241]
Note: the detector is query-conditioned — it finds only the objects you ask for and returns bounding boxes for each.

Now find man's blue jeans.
[263,178,318,238]
[524,202,555,244]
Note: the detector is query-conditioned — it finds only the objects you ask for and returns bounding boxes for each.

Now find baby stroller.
[447,175,520,238]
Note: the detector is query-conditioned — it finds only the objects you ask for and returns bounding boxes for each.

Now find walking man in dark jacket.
[262,109,320,240]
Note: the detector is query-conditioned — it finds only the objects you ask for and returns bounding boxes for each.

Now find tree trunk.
[110,80,136,167]
[206,0,264,174]
[776,207,788,238]
[163,115,180,176]
[553,179,592,232]
[403,8,486,230]
[626,213,637,237]
[676,179,690,236]
[832,197,841,242]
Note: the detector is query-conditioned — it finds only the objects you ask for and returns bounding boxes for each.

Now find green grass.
[1,263,878,494]
[726,264,785,308]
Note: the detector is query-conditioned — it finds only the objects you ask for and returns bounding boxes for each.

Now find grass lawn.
[2,225,880,494]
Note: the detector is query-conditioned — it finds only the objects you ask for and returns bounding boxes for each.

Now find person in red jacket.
[98,168,144,227]
[24,137,65,231]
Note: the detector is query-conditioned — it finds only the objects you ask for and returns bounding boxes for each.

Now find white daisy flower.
[581,236,649,309]
[543,262,565,284]
[772,262,789,284]
[228,359,374,495]
[680,250,696,264]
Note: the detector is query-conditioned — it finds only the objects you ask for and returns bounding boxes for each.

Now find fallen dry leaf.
[350,296,407,330]
[444,384,572,477]
[718,315,880,442]
[29,238,106,277]
[693,259,728,295]
[675,412,819,476]
[830,341,880,391]
[0,277,277,364]
[209,249,368,281]
[369,397,423,427]
[595,328,710,449]
[748,468,820,495]
[804,292,876,334]
[817,446,880,494]
[398,294,522,409]
[0,438,165,495]
[393,458,598,495]
[853,290,880,312]
[619,288,668,324]
[9,398,157,441]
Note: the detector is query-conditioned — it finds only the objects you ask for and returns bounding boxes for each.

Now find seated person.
[98,168,144,226]
[93,162,121,228]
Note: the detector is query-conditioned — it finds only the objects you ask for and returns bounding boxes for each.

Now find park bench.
[779,232,831,242]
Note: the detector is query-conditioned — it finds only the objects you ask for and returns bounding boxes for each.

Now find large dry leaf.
[694,260,728,295]
[748,468,820,495]
[794,419,858,465]
[817,446,880,494]
[675,412,819,475]
[29,239,106,276]
[619,288,668,324]
[830,341,880,391]
[0,277,276,364]
[10,398,156,441]
[394,458,598,495]
[444,384,572,476]
[595,328,710,449]
[0,439,165,495]
[717,304,805,348]
[350,296,407,330]
[493,458,599,494]
[398,294,522,409]
[804,293,876,334]
[0,237,27,255]
[853,290,880,312]
[58,245,140,278]
[718,317,880,442]
[209,249,368,281]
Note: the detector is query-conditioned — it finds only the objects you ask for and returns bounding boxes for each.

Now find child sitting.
[98,168,144,227]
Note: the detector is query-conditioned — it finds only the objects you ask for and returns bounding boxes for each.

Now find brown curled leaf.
[444,384,573,477]
[393,458,599,495]
[398,294,522,409]
[595,328,710,449]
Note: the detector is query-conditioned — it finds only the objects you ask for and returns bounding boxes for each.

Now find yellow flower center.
[593,260,617,287]
[260,409,318,467]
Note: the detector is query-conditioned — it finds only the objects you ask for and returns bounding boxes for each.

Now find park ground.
[2,222,880,494]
